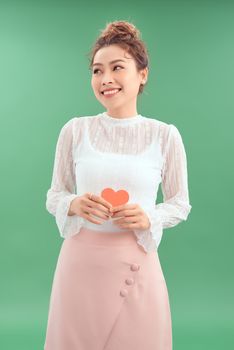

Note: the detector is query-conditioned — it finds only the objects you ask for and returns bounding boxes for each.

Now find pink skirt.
[44,227,172,350]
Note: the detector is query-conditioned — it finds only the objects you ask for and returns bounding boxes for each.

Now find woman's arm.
[135,123,192,251]
[45,118,84,238]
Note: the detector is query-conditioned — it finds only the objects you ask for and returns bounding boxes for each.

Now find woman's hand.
[110,203,151,230]
[69,192,113,225]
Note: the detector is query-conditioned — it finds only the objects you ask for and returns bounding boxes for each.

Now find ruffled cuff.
[55,194,85,239]
[133,208,163,253]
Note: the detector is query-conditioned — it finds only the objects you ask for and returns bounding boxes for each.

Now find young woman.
[44,20,192,350]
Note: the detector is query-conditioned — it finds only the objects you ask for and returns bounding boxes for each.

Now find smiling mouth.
[101,88,122,96]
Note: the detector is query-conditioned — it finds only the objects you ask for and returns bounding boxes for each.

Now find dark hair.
[87,20,149,95]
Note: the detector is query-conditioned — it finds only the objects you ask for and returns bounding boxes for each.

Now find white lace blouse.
[46,111,192,253]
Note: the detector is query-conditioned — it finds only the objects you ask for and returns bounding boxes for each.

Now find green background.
[0,0,233,349]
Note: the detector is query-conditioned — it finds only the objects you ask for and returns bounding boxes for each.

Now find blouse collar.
[101,111,143,125]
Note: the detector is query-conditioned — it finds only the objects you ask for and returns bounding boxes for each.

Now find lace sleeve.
[45,117,85,238]
[134,123,192,252]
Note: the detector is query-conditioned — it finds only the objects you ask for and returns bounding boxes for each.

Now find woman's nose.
[102,74,114,85]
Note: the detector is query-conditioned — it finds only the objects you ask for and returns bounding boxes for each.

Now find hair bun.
[101,20,140,41]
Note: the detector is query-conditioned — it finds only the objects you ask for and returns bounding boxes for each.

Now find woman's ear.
[140,67,148,84]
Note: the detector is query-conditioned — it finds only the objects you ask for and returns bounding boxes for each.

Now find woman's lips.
[101,88,122,97]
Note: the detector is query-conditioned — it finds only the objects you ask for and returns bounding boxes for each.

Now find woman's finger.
[87,193,112,213]
[82,212,105,225]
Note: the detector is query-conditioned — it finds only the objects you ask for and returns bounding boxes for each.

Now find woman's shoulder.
[144,115,173,127]
[142,116,184,151]
[60,114,100,143]
[142,115,177,136]
[59,114,98,130]
[70,114,101,126]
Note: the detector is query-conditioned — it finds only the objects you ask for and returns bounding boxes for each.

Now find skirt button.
[120,289,128,297]
[125,277,134,285]
[130,263,140,271]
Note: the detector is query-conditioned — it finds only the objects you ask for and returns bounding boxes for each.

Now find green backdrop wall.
[0,0,233,349]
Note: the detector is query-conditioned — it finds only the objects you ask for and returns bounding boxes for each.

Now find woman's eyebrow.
[92,59,126,67]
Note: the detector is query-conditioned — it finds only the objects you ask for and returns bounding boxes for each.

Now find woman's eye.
[93,65,123,74]
[114,65,123,70]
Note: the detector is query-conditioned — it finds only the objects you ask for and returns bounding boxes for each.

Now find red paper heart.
[101,188,129,206]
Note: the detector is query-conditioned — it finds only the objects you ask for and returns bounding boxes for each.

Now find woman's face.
[91,44,148,117]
